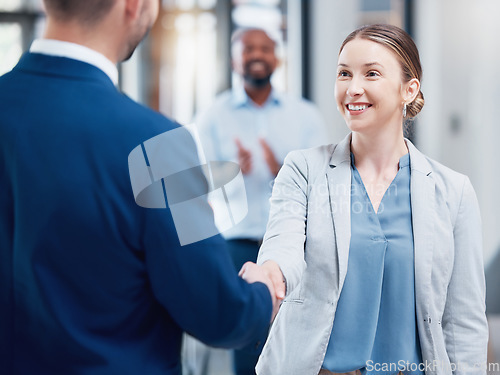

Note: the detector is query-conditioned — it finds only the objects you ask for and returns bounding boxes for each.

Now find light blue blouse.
[322,153,423,375]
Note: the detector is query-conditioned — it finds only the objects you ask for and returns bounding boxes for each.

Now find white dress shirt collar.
[30,39,119,85]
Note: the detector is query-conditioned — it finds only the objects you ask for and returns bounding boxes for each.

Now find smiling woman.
[253,24,489,375]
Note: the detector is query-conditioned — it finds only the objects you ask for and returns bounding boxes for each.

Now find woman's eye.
[367,71,379,77]
[337,71,350,78]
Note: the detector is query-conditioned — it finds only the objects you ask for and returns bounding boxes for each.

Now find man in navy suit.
[0,0,278,374]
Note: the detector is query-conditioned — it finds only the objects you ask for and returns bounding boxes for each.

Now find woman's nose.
[346,77,364,97]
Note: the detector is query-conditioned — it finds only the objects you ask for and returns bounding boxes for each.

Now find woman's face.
[335,38,407,135]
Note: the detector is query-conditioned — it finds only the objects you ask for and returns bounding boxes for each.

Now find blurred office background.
[1,0,500,372]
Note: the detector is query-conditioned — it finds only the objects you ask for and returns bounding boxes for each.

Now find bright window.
[0,23,22,76]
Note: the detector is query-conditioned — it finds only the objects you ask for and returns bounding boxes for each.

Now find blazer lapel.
[326,134,352,289]
[407,140,435,318]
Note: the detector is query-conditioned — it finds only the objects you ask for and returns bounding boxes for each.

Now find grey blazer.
[256,134,488,375]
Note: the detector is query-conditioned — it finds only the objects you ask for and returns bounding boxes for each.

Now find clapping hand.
[235,138,252,174]
[235,138,281,176]
[259,138,281,177]
[239,260,285,322]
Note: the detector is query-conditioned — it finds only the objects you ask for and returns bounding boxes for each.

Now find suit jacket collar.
[329,133,351,168]
[328,133,433,174]
[326,133,352,289]
[406,138,433,177]
[14,52,117,90]
[406,138,435,323]
[30,39,118,85]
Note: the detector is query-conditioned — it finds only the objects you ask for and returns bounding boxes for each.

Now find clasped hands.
[238,260,285,322]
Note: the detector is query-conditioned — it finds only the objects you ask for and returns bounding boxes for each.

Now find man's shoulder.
[275,92,324,125]
[204,89,235,111]
[0,60,179,140]
[194,89,235,126]
[107,94,181,138]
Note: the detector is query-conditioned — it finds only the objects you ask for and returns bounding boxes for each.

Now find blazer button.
[255,341,261,349]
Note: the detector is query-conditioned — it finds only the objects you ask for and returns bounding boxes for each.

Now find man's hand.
[239,261,285,322]
[259,138,281,176]
[235,138,252,174]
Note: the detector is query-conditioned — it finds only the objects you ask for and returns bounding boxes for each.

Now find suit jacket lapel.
[326,134,352,289]
[407,140,435,318]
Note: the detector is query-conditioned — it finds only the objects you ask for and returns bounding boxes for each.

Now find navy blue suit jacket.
[0,53,271,375]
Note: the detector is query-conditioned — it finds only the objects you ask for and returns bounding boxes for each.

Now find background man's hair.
[230,28,278,47]
[43,0,116,26]
[230,27,279,59]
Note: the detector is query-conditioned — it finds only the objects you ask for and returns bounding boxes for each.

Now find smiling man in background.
[193,27,327,375]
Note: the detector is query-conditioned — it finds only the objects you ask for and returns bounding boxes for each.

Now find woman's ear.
[404,78,420,103]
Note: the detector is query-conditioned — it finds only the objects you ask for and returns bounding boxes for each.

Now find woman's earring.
[403,102,407,118]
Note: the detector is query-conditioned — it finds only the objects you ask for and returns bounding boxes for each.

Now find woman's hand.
[239,260,286,322]
[260,260,286,300]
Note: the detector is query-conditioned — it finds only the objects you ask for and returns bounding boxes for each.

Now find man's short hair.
[231,27,278,47]
[43,0,116,25]
[230,27,279,59]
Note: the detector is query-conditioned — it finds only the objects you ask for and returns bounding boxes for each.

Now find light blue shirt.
[322,153,423,375]
[195,86,327,240]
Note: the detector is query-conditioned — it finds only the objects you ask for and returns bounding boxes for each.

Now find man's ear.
[125,0,141,21]
[274,56,281,70]
[404,78,420,103]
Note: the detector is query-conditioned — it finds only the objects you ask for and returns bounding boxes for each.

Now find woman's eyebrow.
[364,62,383,68]
[337,62,384,68]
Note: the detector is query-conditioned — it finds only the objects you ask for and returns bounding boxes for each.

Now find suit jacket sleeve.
[138,126,272,348]
[442,176,488,373]
[257,150,308,295]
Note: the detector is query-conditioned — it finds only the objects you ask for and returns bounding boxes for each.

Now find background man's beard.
[243,74,272,88]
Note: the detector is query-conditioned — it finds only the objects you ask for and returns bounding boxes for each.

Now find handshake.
[239,260,286,322]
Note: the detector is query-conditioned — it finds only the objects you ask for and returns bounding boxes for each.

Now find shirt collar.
[30,39,119,85]
[231,85,282,108]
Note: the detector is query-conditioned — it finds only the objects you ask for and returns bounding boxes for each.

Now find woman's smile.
[346,102,372,115]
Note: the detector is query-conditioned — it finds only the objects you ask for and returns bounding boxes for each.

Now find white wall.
[415,0,500,264]
[309,0,359,143]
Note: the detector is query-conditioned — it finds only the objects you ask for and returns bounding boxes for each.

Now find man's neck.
[244,84,272,107]
[43,20,120,64]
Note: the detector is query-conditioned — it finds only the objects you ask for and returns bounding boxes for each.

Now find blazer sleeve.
[442,176,489,373]
[139,126,272,349]
[257,150,308,296]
